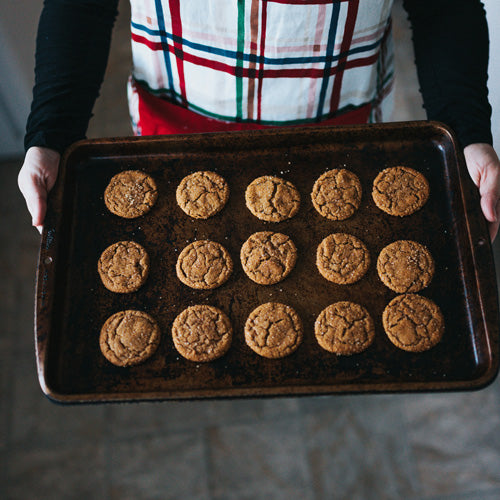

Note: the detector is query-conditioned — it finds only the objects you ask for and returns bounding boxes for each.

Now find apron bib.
[127,0,394,134]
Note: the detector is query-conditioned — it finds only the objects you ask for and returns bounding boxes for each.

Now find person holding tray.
[18,0,500,240]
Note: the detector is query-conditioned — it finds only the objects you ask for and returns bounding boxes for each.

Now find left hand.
[463,143,500,242]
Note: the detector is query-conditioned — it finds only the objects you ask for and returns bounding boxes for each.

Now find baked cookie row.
[103,166,430,221]
[98,236,435,293]
[100,294,445,367]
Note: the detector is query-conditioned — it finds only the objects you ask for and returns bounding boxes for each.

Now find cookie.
[99,310,161,367]
[172,305,232,362]
[382,294,444,352]
[176,170,229,219]
[98,241,149,293]
[176,240,233,289]
[377,240,434,293]
[245,176,300,222]
[244,302,303,359]
[316,233,370,284]
[240,231,297,285]
[104,170,158,218]
[372,166,429,216]
[311,169,362,220]
[314,301,375,355]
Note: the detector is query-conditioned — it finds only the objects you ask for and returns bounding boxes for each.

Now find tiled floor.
[3,1,500,499]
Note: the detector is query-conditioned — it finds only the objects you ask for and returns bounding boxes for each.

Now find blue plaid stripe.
[131,21,385,67]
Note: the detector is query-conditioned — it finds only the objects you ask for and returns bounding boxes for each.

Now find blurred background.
[1,1,500,499]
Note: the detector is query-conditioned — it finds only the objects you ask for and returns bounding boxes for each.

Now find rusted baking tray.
[36,122,499,403]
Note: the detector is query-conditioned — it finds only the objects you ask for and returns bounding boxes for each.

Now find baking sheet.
[35,122,499,402]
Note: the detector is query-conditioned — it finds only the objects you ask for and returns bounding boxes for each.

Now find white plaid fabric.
[128,0,394,125]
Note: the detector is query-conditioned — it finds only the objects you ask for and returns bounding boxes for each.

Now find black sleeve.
[402,0,492,147]
[24,0,119,154]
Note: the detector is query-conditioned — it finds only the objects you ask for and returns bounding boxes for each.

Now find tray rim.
[35,120,500,403]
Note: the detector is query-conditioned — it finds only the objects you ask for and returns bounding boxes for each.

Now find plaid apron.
[127,0,394,135]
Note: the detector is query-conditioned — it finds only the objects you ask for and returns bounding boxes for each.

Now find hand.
[18,146,60,234]
[463,143,500,242]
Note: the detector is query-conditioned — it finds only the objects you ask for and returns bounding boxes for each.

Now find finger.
[35,225,43,235]
[480,193,500,223]
[18,172,48,227]
[31,192,47,228]
[27,181,47,227]
[478,162,500,222]
[489,220,500,242]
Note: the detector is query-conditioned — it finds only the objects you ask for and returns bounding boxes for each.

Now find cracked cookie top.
[98,241,149,293]
[100,310,161,367]
[244,302,303,359]
[172,305,232,362]
[311,169,362,220]
[372,166,429,216]
[176,170,229,219]
[240,231,297,285]
[176,240,233,289]
[377,240,434,293]
[382,294,444,352]
[245,176,300,222]
[314,301,375,355]
[316,233,370,284]
[104,170,158,218]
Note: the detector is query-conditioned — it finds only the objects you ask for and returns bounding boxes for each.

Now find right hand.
[18,146,60,234]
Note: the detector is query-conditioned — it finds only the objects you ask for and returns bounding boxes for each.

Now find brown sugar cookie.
[311,169,362,220]
[315,301,375,355]
[377,240,434,293]
[98,241,149,293]
[372,166,429,216]
[104,170,158,218]
[382,294,444,352]
[176,240,233,289]
[100,310,161,367]
[316,233,370,284]
[172,305,232,362]
[244,302,303,359]
[176,171,229,219]
[245,176,300,222]
[240,231,297,285]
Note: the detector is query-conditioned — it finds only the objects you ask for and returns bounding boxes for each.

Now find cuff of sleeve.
[455,128,493,149]
[24,130,85,155]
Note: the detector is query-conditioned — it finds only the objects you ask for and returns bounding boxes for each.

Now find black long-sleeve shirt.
[24,0,493,153]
